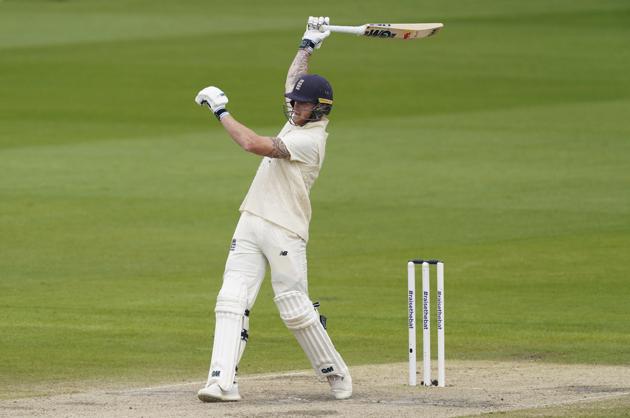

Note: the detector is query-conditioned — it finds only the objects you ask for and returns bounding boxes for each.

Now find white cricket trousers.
[222,211,308,310]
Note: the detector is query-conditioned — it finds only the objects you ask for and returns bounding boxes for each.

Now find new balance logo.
[280,250,288,256]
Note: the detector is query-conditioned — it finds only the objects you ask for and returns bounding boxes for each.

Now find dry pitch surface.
[2,360,629,417]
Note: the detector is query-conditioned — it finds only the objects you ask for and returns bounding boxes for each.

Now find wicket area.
[408,259,445,387]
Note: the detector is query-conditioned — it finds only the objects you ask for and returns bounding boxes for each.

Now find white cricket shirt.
[239,119,328,242]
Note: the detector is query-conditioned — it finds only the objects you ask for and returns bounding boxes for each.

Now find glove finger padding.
[307,16,317,30]
[195,86,229,112]
[306,16,329,32]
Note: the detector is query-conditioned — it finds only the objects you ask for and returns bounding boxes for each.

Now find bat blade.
[363,23,443,40]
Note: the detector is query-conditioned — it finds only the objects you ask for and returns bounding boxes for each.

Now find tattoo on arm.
[285,50,310,94]
[266,137,291,159]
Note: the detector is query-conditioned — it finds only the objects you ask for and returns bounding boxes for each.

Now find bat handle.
[322,25,366,35]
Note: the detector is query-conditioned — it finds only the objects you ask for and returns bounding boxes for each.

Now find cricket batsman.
[194,16,352,402]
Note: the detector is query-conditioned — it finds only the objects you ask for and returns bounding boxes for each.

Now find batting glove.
[300,16,330,53]
[195,86,230,120]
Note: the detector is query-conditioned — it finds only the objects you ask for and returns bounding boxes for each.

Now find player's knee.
[274,291,319,330]
[216,273,248,315]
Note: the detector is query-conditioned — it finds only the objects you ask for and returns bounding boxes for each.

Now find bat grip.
[322,25,365,35]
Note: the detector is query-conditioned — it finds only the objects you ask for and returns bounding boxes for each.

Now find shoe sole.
[332,391,352,400]
[198,393,241,402]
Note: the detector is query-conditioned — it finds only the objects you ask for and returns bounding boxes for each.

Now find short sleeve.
[280,131,319,165]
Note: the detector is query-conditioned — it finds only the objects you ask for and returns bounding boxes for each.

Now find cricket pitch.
[1,360,629,417]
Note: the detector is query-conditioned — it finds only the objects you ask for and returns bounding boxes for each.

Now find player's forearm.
[285,49,310,94]
[219,115,288,158]
[219,114,262,151]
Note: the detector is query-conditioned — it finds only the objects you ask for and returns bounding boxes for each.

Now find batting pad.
[274,291,349,377]
[208,282,247,391]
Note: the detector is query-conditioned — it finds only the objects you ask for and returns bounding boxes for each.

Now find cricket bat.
[322,23,444,40]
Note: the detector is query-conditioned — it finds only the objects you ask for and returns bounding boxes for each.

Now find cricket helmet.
[284,74,333,123]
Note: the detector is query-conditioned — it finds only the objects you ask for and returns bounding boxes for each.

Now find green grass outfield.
[1,0,629,399]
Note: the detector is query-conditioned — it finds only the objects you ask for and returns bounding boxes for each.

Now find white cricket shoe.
[197,383,242,402]
[327,373,352,400]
